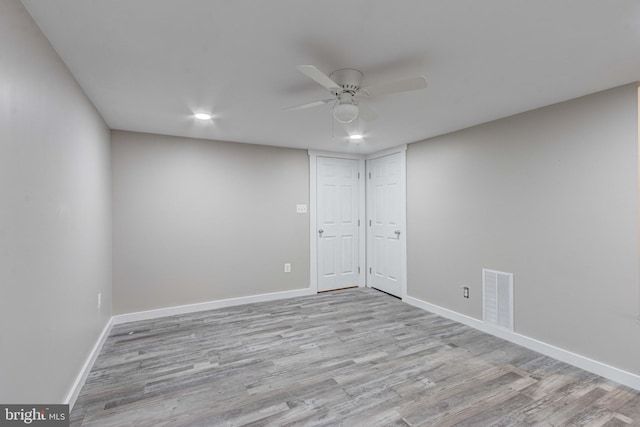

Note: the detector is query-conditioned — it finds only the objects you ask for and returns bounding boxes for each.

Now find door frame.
[366,145,408,299]
[309,150,366,293]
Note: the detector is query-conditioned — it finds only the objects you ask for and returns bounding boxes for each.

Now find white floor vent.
[482,268,514,331]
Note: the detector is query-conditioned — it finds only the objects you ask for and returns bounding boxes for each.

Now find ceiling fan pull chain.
[331,108,335,142]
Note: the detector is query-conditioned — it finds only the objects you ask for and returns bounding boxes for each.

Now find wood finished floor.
[71,288,640,426]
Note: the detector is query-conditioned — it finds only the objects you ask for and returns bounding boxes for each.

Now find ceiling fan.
[283,65,428,123]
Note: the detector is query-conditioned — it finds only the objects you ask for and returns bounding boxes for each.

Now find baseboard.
[113,288,316,325]
[403,295,640,391]
[65,316,113,409]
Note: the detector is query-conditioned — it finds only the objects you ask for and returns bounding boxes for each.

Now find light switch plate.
[296,204,307,214]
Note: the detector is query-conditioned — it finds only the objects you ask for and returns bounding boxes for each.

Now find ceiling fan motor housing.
[328,69,364,95]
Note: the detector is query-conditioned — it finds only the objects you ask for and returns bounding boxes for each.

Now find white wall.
[111,131,309,314]
[0,0,112,403]
[407,84,640,375]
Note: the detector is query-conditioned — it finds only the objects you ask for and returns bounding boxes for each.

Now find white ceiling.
[23,0,640,154]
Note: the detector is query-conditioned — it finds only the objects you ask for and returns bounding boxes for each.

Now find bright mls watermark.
[0,405,68,426]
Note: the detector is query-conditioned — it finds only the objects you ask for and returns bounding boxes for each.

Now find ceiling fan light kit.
[333,98,359,123]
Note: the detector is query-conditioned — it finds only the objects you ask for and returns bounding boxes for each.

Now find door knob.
[394,230,401,238]
[318,229,324,237]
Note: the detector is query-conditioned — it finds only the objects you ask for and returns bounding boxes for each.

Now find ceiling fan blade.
[363,76,427,97]
[358,104,378,122]
[282,98,333,111]
[296,65,341,92]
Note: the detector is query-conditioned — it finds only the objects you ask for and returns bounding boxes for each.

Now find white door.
[367,152,404,297]
[317,157,360,291]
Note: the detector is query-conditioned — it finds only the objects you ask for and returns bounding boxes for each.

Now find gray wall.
[111,131,309,314]
[0,0,112,403]
[407,84,640,374]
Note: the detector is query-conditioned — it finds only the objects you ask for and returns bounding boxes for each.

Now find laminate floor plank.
[70,288,640,426]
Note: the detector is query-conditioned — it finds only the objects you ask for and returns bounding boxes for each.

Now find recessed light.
[349,134,363,141]
[194,113,212,120]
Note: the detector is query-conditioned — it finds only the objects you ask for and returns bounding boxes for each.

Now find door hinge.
[358,219,360,226]
[369,219,372,226]
[358,172,360,179]
[369,172,372,179]
[358,266,360,274]
[369,267,372,274]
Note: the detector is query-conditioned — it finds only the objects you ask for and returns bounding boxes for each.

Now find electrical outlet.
[463,287,469,298]
[296,204,307,214]
[284,263,291,273]
[98,292,102,309]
